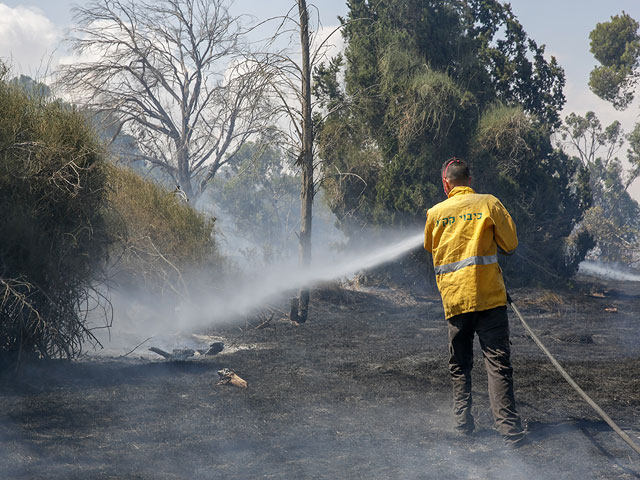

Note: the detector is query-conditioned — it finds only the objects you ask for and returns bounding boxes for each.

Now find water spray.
[177,231,426,329]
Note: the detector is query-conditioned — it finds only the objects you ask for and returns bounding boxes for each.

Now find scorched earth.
[0,274,639,479]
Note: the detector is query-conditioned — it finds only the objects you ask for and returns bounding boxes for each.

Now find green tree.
[589,12,640,109]
[316,0,586,280]
[470,104,591,278]
[585,13,640,264]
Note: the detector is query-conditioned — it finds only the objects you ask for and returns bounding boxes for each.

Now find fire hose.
[507,293,640,455]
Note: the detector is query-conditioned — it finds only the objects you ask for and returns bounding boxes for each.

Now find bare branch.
[57,0,271,201]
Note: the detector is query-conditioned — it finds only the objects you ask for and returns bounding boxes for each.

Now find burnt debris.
[148,342,225,360]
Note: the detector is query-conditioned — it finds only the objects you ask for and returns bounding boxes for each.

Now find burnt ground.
[0,275,639,479]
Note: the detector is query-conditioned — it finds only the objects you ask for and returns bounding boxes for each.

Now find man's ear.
[443,177,451,195]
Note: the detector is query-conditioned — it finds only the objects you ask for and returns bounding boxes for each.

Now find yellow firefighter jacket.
[424,186,518,319]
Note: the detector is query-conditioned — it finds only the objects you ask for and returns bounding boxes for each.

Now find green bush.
[106,164,222,294]
[0,67,112,361]
[0,64,223,364]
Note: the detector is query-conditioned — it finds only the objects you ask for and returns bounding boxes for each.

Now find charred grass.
[0,278,639,479]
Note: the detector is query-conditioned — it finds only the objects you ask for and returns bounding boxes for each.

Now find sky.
[1,0,640,200]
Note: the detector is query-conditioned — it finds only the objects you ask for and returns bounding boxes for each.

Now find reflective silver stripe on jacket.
[434,254,498,275]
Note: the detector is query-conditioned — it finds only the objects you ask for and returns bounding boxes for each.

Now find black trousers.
[447,305,523,438]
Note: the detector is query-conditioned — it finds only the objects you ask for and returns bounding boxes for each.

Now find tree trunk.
[295,0,314,323]
[176,144,194,200]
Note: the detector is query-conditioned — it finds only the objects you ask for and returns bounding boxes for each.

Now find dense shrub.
[0,67,112,362]
[0,63,223,364]
[106,164,222,294]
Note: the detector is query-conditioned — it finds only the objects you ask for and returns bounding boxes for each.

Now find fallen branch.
[149,346,171,359]
[119,336,153,358]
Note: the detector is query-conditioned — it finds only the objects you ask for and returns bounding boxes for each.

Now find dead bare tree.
[248,2,343,323]
[295,0,314,323]
[57,0,271,200]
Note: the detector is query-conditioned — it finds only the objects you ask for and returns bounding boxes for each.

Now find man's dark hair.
[442,157,470,183]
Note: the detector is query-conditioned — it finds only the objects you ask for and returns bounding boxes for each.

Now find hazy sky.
[1,0,640,199]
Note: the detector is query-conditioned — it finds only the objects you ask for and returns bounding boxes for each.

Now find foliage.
[318,117,385,235]
[8,75,51,98]
[206,142,300,262]
[312,54,345,112]
[470,104,592,280]
[580,205,638,264]
[466,0,566,127]
[336,0,565,128]
[474,105,532,163]
[561,112,625,167]
[106,164,222,294]
[589,12,640,109]
[626,121,640,185]
[317,0,586,280]
[0,66,113,362]
[392,67,477,149]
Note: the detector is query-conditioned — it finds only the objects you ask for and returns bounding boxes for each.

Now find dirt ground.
[0,274,639,479]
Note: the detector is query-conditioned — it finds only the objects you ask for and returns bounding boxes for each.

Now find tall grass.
[106,164,223,295]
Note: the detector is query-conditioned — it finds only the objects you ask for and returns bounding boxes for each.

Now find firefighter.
[423,157,526,447]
